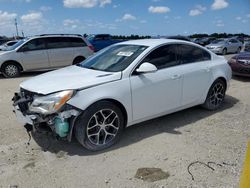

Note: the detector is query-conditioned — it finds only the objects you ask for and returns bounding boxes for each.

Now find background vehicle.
[206,38,242,55]
[228,52,250,77]
[194,37,216,46]
[244,41,250,52]
[87,34,123,52]
[13,39,231,151]
[0,34,94,78]
[166,35,191,41]
[0,40,18,51]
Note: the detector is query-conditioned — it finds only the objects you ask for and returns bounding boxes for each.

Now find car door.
[176,44,212,106]
[130,44,183,121]
[18,38,49,70]
[46,37,74,68]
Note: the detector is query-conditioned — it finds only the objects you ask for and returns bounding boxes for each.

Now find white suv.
[0,34,94,78]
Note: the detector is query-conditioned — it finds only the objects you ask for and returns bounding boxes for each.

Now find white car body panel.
[18,39,232,127]
[20,66,122,94]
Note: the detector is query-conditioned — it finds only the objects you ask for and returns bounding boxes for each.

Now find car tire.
[237,47,241,54]
[73,56,85,65]
[2,63,21,78]
[222,48,227,55]
[202,79,226,111]
[74,101,125,151]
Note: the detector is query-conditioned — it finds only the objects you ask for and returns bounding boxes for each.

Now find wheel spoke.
[86,109,120,146]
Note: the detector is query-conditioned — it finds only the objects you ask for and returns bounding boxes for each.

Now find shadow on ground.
[31,95,239,156]
[232,75,250,82]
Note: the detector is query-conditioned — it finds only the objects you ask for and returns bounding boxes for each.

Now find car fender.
[67,78,133,124]
[201,57,231,103]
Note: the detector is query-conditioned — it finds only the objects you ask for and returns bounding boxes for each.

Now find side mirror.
[136,62,157,73]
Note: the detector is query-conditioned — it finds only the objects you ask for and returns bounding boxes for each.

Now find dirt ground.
[0,55,250,188]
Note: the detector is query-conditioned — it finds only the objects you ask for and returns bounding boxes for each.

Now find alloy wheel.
[86,109,120,146]
[209,82,225,108]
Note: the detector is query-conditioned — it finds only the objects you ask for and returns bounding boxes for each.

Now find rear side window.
[177,44,211,64]
[46,37,71,49]
[142,44,178,69]
[21,38,46,51]
[69,37,87,47]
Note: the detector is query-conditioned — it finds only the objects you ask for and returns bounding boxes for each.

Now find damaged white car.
[13,39,232,151]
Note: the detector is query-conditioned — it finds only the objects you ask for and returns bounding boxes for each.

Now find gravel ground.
[0,55,249,188]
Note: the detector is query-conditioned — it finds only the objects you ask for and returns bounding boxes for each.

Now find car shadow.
[232,75,250,82]
[31,95,239,156]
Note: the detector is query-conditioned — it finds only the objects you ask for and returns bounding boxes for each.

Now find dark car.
[228,52,250,77]
[166,35,191,42]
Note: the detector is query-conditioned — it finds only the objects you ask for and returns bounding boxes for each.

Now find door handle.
[171,74,181,80]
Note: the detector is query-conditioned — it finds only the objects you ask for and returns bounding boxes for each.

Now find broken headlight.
[29,90,74,115]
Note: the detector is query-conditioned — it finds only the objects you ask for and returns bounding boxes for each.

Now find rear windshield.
[79,44,148,72]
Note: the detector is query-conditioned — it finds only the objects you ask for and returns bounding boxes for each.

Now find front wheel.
[202,79,226,111]
[237,47,241,54]
[222,48,227,55]
[2,63,21,78]
[74,101,125,151]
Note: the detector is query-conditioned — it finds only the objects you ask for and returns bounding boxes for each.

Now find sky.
[0,0,250,37]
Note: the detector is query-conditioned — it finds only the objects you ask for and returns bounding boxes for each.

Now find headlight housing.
[29,90,74,114]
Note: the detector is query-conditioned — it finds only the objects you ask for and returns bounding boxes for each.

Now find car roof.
[118,39,193,47]
[31,34,83,39]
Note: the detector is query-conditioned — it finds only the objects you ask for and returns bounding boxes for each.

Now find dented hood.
[20,65,122,95]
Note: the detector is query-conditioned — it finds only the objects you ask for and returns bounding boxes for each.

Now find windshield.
[3,39,27,51]
[211,39,225,44]
[79,44,148,72]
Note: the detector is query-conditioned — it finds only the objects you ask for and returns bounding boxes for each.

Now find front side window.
[177,44,211,64]
[21,38,46,51]
[142,44,178,69]
[79,44,147,72]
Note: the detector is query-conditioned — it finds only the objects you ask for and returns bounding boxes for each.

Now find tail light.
[88,45,95,52]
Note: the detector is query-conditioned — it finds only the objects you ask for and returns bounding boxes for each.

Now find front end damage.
[12,88,81,141]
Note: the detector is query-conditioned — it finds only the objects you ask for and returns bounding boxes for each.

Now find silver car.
[0,34,94,78]
[206,38,242,55]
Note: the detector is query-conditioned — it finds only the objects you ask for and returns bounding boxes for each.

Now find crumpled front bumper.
[12,90,81,141]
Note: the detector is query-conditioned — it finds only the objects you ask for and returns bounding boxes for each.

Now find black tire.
[74,101,125,151]
[222,48,227,55]
[73,56,85,65]
[237,47,241,54]
[202,79,226,111]
[2,63,21,78]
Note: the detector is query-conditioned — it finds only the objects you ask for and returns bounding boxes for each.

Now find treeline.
[112,35,151,40]
[189,33,250,38]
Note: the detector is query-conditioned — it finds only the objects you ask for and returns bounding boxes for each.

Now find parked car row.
[205,38,242,55]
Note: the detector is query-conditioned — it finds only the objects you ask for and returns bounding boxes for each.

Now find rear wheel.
[237,47,241,54]
[222,48,227,55]
[2,63,21,78]
[202,79,226,110]
[74,101,125,151]
[73,56,85,65]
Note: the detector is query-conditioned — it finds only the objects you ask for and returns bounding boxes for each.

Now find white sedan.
[13,39,232,151]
